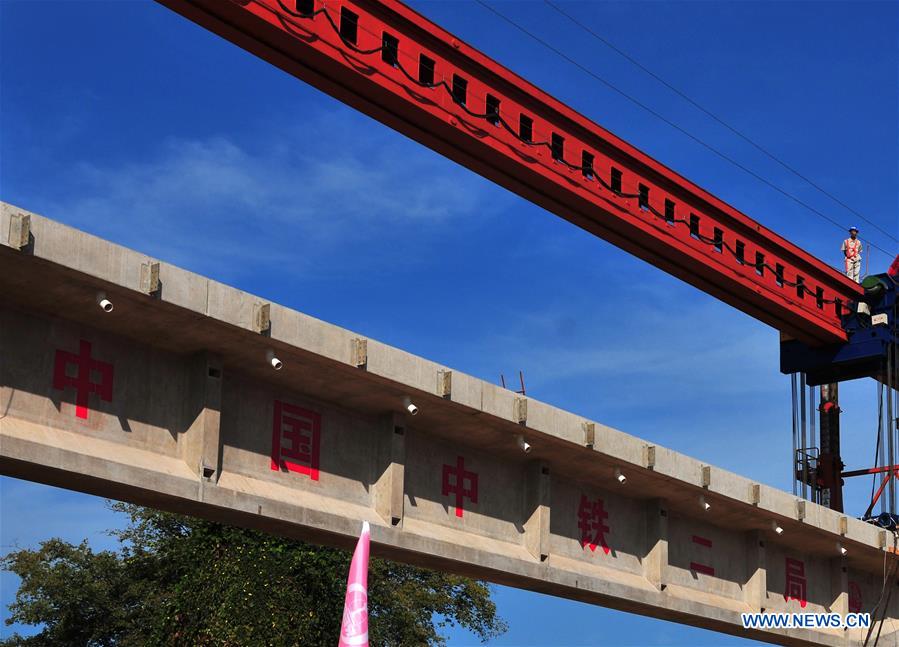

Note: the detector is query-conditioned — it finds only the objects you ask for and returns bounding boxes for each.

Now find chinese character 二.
[689,535,715,576]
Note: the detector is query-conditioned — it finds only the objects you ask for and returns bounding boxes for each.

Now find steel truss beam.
[157,0,863,345]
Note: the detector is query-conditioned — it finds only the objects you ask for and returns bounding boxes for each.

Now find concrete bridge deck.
[1,202,896,645]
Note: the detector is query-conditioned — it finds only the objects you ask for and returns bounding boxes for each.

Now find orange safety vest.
[842,238,862,260]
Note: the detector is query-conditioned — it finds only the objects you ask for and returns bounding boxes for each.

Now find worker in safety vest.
[841,227,862,283]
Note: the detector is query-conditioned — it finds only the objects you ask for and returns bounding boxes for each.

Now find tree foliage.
[2,503,506,646]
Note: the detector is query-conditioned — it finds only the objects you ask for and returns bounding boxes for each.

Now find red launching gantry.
[156,0,863,345]
[156,0,898,512]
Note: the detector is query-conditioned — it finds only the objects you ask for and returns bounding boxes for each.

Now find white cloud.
[44,110,506,280]
[462,284,779,402]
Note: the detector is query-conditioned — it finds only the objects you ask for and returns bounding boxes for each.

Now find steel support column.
[818,383,842,511]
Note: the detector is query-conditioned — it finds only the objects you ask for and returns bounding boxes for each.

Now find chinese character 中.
[442,456,478,518]
[52,339,114,420]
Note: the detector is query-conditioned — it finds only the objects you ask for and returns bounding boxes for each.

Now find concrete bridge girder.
[1,203,897,646]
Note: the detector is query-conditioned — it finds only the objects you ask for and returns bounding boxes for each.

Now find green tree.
[2,503,506,646]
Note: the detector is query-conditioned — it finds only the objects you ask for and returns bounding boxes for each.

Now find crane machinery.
[154,0,898,517]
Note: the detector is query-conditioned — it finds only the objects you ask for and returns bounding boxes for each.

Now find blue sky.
[1,0,897,644]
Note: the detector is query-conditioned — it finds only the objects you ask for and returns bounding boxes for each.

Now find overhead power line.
[542,0,898,247]
[472,0,895,258]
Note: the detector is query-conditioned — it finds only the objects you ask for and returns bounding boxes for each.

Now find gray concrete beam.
[2,202,897,646]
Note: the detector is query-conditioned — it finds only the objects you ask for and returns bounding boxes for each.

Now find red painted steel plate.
[156,0,863,345]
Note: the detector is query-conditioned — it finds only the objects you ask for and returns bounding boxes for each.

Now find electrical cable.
[864,533,899,647]
[889,327,896,513]
[809,384,817,504]
[873,382,884,508]
[275,0,596,169]
[472,0,895,259]
[800,373,808,501]
[542,0,899,248]
[791,373,798,496]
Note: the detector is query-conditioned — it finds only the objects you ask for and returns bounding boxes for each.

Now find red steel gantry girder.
[157,0,863,345]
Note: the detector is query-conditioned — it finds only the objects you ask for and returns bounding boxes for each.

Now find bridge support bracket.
[180,351,223,486]
[644,499,669,591]
[374,412,406,527]
[524,461,551,562]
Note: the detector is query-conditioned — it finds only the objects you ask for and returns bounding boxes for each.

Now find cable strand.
[541,0,898,247]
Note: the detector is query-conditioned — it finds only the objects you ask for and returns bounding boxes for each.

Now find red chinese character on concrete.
[689,535,715,576]
[442,456,478,518]
[52,340,114,420]
[270,400,321,480]
[848,581,862,613]
[784,557,808,608]
[577,494,610,554]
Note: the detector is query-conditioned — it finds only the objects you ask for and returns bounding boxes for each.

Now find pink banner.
[338,521,370,647]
